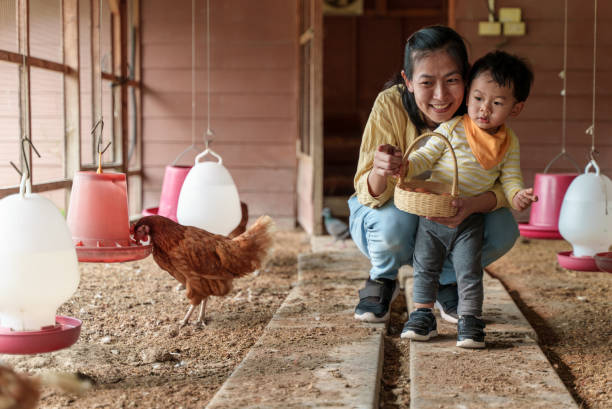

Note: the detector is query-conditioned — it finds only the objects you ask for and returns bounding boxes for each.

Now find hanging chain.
[95,0,109,173]
[205,0,214,149]
[586,0,598,161]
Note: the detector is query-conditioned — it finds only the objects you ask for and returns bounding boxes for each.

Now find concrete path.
[206,245,385,409]
[405,272,578,409]
[206,235,578,408]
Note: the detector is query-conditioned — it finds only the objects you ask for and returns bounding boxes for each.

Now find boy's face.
[467,71,524,134]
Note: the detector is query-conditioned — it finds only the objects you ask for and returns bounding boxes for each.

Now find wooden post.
[311,0,323,235]
[63,0,81,208]
[17,0,32,182]
[91,0,102,164]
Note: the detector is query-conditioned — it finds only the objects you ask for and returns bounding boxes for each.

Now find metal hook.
[91,118,111,154]
[589,148,599,162]
[9,137,41,180]
[204,128,215,150]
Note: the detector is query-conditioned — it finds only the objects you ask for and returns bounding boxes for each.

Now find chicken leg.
[179,298,208,328]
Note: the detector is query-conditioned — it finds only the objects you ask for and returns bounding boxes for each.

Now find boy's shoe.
[456,315,486,349]
[400,308,438,340]
[354,278,399,323]
[435,283,459,324]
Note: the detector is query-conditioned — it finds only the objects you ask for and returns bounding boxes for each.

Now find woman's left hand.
[426,197,475,228]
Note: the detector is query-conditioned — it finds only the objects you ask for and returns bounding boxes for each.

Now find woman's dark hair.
[467,50,533,102]
[384,25,470,132]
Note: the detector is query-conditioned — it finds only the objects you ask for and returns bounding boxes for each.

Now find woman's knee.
[367,203,419,250]
[482,208,519,265]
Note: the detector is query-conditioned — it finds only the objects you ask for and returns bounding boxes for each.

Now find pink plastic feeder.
[594,252,612,273]
[556,251,599,272]
[0,316,81,355]
[67,171,151,263]
[519,173,577,239]
[143,165,191,222]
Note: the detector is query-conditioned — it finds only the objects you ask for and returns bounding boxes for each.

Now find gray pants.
[413,214,484,316]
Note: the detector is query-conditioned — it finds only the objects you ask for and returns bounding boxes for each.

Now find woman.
[350,25,518,323]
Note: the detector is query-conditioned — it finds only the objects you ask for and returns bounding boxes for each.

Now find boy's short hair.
[468,50,534,102]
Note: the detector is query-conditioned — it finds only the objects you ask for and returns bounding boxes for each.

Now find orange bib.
[462,114,510,170]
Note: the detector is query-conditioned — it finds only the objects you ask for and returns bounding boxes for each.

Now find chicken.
[228,201,249,239]
[133,214,273,327]
[174,201,250,291]
[0,365,91,409]
[0,365,39,409]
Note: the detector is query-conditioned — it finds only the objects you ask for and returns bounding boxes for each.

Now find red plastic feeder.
[556,251,600,272]
[0,316,81,355]
[142,165,191,222]
[519,173,577,240]
[594,252,612,273]
[67,171,151,263]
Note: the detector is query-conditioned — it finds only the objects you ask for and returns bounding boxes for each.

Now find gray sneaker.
[354,278,399,323]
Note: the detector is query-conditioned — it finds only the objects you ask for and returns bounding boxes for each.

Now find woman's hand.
[427,191,497,228]
[371,144,403,177]
[367,144,404,196]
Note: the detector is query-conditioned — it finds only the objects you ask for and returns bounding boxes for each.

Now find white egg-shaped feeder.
[0,175,81,354]
[558,160,612,271]
[177,148,241,236]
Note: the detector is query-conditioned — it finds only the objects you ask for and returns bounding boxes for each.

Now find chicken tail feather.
[231,215,274,274]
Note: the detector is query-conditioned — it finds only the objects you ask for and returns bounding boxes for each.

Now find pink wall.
[141,0,298,228]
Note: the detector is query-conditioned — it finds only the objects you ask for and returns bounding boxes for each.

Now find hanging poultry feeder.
[557,160,612,271]
[0,148,81,354]
[142,164,192,222]
[67,171,152,263]
[177,148,241,236]
[519,172,577,239]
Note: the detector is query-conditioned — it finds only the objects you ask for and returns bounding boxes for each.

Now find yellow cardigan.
[353,85,508,209]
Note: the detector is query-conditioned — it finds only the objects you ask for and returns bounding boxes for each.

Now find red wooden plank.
[142,118,297,143]
[142,141,296,168]
[142,93,296,119]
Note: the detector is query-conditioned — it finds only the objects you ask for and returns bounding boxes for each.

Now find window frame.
[0,0,142,215]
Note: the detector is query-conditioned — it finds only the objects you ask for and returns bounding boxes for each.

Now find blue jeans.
[348,195,519,284]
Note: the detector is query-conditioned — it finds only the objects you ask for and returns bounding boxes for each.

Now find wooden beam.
[63,0,81,207]
[0,180,73,200]
[112,3,123,170]
[0,50,75,75]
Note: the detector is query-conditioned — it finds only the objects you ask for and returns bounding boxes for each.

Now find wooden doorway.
[322,0,450,217]
[297,0,323,235]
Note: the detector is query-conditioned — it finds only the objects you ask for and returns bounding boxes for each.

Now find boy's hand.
[513,188,538,211]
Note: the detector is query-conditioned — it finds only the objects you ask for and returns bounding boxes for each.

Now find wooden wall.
[141,0,298,228]
[455,0,612,220]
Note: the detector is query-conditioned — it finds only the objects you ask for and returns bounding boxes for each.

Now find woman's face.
[403,49,465,128]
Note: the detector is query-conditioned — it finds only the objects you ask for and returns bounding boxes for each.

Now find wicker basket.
[394,131,459,217]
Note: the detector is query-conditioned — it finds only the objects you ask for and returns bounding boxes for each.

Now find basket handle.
[398,131,459,197]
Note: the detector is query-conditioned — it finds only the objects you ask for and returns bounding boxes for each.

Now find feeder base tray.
[76,243,152,263]
[518,223,563,240]
[594,252,612,273]
[0,316,82,355]
[142,207,158,217]
[557,251,600,272]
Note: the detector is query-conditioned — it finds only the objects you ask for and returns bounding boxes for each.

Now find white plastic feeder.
[0,175,80,331]
[177,148,241,236]
[558,160,612,257]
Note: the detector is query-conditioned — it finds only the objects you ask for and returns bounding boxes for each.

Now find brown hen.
[133,214,273,327]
